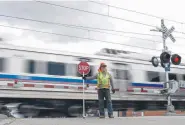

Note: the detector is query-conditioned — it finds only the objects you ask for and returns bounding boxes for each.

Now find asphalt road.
[0,116,185,125]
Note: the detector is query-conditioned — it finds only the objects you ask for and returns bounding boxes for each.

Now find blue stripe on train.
[0,73,97,84]
[0,73,165,87]
[131,82,163,88]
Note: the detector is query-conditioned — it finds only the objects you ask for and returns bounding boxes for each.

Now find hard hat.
[98,63,107,72]
[100,62,107,67]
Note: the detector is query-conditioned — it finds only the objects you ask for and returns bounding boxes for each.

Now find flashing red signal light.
[171,54,181,65]
[174,57,179,62]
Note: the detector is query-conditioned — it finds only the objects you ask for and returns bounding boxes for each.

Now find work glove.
[86,84,89,88]
[82,76,86,80]
[112,89,115,94]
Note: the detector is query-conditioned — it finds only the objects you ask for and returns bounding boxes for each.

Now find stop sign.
[77,61,90,75]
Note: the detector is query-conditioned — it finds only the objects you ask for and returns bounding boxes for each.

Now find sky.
[0,0,185,59]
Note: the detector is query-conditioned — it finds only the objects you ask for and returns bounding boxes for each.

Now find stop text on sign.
[79,65,89,71]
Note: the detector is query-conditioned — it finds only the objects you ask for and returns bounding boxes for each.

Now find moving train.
[0,43,185,118]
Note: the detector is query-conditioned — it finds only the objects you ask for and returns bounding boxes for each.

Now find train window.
[47,62,65,76]
[147,71,160,82]
[26,60,35,74]
[169,73,177,80]
[113,69,128,80]
[0,58,5,72]
[76,65,94,77]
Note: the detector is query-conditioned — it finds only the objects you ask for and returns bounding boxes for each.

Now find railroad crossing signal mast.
[150,19,181,115]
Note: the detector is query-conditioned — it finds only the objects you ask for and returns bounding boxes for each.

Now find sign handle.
[82,72,86,118]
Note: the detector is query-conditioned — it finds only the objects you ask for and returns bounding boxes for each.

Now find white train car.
[0,44,185,117]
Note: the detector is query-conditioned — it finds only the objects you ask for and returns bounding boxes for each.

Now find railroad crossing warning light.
[171,54,181,65]
[160,52,171,63]
[151,56,159,67]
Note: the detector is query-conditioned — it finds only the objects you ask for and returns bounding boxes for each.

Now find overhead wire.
[89,0,184,24]
[0,1,185,55]
[34,0,185,35]
[0,2,184,40]
[34,1,156,28]
[0,14,163,40]
[0,24,163,51]
[2,14,185,40]
[4,14,185,45]
[1,24,185,56]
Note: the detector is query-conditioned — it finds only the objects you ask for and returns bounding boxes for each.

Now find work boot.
[108,115,114,118]
[99,115,105,118]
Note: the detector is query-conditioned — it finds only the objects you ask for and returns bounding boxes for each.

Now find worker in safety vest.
[82,62,115,118]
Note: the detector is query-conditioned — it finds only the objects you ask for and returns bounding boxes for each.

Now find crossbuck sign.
[156,19,176,42]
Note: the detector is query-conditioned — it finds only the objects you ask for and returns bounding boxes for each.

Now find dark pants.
[98,88,113,116]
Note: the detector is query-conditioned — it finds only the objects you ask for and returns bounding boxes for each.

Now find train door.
[111,63,130,95]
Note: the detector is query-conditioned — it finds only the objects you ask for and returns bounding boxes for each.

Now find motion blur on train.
[0,43,185,118]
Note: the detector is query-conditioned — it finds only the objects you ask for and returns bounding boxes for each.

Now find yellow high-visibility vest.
[97,72,111,89]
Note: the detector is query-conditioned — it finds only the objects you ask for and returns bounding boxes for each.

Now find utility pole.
[150,19,181,115]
